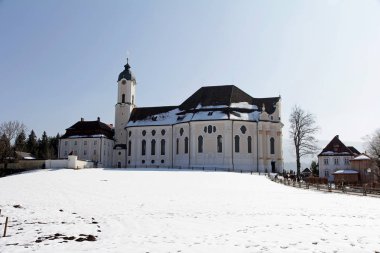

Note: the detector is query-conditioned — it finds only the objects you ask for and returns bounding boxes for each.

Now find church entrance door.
[271,161,276,173]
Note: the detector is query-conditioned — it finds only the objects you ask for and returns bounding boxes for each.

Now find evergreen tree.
[38,131,49,159]
[15,130,27,151]
[48,133,60,159]
[26,130,38,156]
[0,134,12,167]
[310,161,318,176]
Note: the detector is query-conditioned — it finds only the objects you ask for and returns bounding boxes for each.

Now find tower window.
[241,126,247,134]
[128,141,131,156]
[198,136,203,153]
[176,138,179,154]
[132,95,134,104]
[161,129,166,136]
[208,125,212,134]
[142,130,146,136]
[270,137,275,155]
[235,135,240,153]
[180,128,184,136]
[122,94,125,103]
[152,130,156,136]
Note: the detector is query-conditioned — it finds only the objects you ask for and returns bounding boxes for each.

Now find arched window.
[176,138,179,154]
[128,141,131,156]
[122,94,125,103]
[132,95,134,104]
[161,139,165,155]
[198,136,203,153]
[248,136,252,153]
[217,135,223,153]
[141,140,146,156]
[235,135,240,153]
[151,139,156,155]
[270,137,275,154]
[184,137,189,154]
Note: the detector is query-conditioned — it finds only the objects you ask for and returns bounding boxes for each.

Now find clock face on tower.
[121,80,126,85]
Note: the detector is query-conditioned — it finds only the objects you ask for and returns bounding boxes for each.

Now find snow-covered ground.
[0,169,379,253]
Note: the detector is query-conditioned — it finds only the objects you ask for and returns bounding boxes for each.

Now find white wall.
[59,137,114,167]
[318,155,353,181]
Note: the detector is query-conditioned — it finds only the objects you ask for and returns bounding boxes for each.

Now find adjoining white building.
[58,117,114,167]
[318,135,360,181]
[113,61,284,172]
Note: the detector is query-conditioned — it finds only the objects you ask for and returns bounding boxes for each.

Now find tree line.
[0,120,60,163]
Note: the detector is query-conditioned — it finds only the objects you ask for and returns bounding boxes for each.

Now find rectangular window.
[74,141,77,145]
[65,141,68,146]
[93,150,96,155]
[324,170,329,177]
[344,158,350,165]
[84,141,87,145]
[324,158,329,165]
[94,140,97,145]
[334,158,339,165]
[84,150,87,155]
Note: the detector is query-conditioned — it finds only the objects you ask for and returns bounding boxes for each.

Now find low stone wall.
[0,160,45,169]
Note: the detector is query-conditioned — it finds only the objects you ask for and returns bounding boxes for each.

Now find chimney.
[97,117,100,122]
[81,117,84,122]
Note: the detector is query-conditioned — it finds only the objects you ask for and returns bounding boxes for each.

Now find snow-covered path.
[0,169,379,252]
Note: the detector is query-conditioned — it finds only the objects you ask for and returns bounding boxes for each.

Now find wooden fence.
[270,176,380,197]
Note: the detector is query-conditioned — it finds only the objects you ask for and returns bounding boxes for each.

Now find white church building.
[60,61,284,172]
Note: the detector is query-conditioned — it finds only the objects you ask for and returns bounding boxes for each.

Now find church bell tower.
[113,59,136,167]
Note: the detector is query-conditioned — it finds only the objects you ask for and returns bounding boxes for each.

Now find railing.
[270,176,380,197]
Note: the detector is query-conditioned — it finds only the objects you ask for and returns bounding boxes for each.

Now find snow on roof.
[333,170,358,174]
[230,102,258,110]
[65,134,109,139]
[230,111,260,121]
[353,154,371,160]
[191,111,229,121]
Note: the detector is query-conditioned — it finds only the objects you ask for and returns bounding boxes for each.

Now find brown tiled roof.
[61,119,114,139]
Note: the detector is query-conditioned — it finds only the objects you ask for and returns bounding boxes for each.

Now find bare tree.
[289,105,319,177]
[0,121,27,144]
[364,129,380,183]
[364,129,380,163]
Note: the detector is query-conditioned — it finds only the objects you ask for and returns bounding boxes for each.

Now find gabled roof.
[61,119,114,139]
[347,146,360,155]
[318,135,359,157]
[353,154,371,160]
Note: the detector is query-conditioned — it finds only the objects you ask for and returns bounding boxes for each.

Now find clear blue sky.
[1,0,379,148]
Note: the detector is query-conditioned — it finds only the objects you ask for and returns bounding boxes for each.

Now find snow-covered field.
[0,169,379,253]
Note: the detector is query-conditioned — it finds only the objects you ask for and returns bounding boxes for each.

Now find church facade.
[59,61,284,172]
[113,62,284,172]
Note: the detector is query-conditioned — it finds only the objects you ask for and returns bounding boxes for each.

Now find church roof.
[318,135,360,157]
[118,61,136,82]
[127,85,280,127]
[61,118,114,139]
[179,85,280,114]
